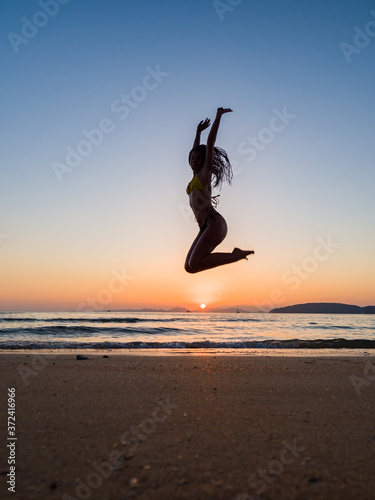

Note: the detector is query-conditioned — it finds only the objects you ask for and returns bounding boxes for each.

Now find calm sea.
[0,311,374,353]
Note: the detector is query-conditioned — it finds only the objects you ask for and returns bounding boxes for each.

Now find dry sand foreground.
[0,353,374,500]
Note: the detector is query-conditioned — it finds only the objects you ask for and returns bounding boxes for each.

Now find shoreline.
[0,347,373,356]
[1,354,374,499]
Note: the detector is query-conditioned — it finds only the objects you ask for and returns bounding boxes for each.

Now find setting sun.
[200,304,206,309]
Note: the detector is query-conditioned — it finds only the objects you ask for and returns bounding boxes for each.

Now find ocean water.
[0,311,374,352]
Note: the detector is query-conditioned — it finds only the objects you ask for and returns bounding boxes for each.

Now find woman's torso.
[187,173,218,226]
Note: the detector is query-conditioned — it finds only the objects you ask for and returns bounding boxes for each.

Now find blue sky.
[1,0,374,310]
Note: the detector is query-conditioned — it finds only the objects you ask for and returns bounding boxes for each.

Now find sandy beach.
[1,353,374,500]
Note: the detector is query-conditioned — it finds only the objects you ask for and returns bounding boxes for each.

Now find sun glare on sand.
[200,304,206,309]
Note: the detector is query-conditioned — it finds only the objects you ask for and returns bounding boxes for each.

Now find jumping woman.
[185,107,254,273]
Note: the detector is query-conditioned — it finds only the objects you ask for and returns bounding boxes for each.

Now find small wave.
[225,318,262,323]
[0,325,182,337]
[0,317,145,324]
[313,325,354,330]
[307,324,374,331]
[1,338,375,350]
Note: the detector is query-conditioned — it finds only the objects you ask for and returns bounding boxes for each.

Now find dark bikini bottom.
[199,212,224,233]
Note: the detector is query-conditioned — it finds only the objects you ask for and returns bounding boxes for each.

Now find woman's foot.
[232,247,254,261]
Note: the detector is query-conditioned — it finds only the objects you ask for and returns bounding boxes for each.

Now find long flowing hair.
[189,145,233,190]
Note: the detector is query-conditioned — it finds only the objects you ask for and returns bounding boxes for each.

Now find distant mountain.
[125,308,165,312]
[270,303,375,314]
[111,307,190,313]
[204,307,250,313]
[109,306,259,313]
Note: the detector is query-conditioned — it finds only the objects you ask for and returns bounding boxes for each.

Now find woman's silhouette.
[185,107,254,273]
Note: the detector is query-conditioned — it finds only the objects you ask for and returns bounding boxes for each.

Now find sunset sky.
[1,0,374,311]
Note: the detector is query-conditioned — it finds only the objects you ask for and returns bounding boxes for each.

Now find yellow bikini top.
[186,174,220,206]
[186,174,204,195]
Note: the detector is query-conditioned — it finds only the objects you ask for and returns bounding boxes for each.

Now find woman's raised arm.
[205,107,232,169]
[193,118,211,149]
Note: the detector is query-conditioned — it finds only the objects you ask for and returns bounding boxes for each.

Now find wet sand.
[0,353,374,500]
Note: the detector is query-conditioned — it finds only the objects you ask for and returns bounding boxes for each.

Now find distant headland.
[270,302,375,314]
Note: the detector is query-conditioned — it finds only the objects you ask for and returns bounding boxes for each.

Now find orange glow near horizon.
[0,243,374,311]
[1,270,374,312]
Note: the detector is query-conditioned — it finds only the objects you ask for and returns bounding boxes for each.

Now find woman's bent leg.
[184,226,205,273]
[187,215,252,273]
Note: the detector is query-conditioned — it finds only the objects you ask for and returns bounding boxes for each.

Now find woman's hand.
[197,118,211,132]
[217,107,233,116]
